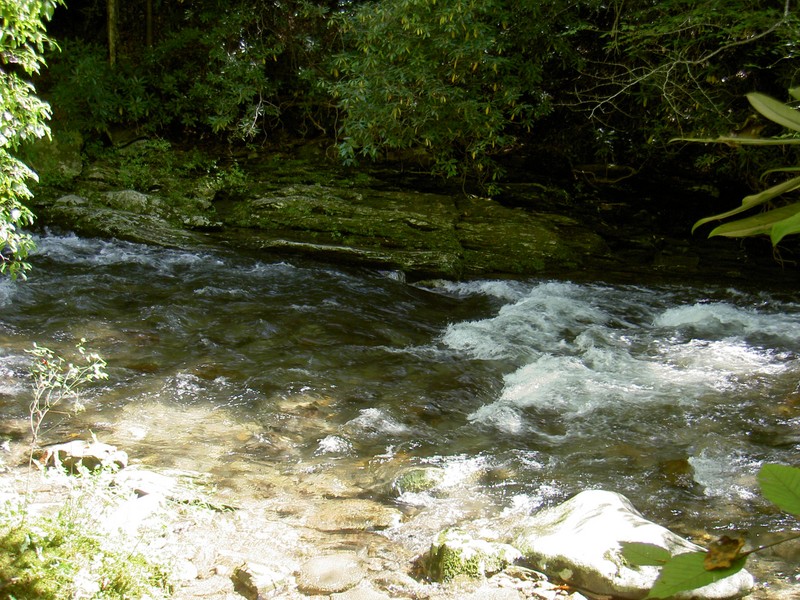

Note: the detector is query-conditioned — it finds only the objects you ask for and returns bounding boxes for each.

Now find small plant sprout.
[26,339,108,456]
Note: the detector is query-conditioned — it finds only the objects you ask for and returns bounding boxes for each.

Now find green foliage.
[47,1,333,141]
[623,463,800,599]
[576,1,800,159]
[0,470,172,599]
[46,40,160,135]
[114,138,173,191]
[643,551,748,600]
[690,90,800,245]
[0,0,62,278]
[758,463,800,515]
[328,0,554,186]
[26,339,108,451]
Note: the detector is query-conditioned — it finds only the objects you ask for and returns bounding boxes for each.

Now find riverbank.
[24,132,800,287]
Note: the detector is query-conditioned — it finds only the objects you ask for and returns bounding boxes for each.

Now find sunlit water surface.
[1,233,798,587]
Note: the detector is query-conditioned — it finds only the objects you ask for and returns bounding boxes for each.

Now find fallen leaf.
[704,535,745,570]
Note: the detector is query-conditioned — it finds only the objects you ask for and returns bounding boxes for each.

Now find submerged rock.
[513,489,754,600]
[232,562,290,599]
[304,498,403,531]
[421,528,522,582]
[296,553,366,594]
[391,466,446,495]
[39,439,128,471]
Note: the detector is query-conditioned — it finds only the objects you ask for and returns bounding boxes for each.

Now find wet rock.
[114,467,177,497]
[391,467,446,495]
[232,562,289,599]
[41,197,208,250]
[421,528,522,582]
[22,129,83,182]
[39,439,128,471]
[659,457,698,490]
[455,195,608,276]
[513,489,754,600]
[305,498,403,531]
[212,183,606,279]
[296,553,366,594]
[101,189,162,214]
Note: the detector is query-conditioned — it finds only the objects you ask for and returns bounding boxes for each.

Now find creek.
[1,232,798,594]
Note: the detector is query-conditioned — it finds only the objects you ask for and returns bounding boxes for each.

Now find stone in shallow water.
[296,553,365,594]
[40,439,128,471]
[232,562,289,599]
[422,528,522,582]
[513,489,754,600]
[304,498,403,531]
[391,466,446,495]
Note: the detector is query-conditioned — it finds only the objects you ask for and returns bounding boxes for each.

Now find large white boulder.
[513,489,753,599]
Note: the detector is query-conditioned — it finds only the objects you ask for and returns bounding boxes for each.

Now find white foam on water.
[31,233,220,275]
[688,448,761,500]
[655,301,800,342]
[344,407,410,438]
[447,281,797,435]
[314,435,353,456]
[442,281,609,360]
[0,279,15,308]
[423,279,531,302]
[0,357,27,396]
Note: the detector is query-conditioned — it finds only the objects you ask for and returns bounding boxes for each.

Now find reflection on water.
[1,233,799,578]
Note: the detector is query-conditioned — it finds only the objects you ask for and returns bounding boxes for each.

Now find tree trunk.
[107,0,119,65]
[145,0,153,48]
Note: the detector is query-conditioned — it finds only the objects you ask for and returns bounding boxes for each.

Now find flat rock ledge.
[37,184,609,280]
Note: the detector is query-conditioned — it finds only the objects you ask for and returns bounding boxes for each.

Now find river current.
[1,233,798,590]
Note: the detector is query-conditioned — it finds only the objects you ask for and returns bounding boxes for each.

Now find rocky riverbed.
[7,133,798,599]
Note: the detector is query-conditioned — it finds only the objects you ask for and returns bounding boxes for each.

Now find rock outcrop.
[36,181,609,281]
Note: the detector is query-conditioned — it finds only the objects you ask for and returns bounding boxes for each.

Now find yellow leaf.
[704,536,745,570]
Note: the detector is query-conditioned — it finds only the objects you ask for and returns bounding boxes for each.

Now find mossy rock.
[391,467,446,495]
[421,528,521,582]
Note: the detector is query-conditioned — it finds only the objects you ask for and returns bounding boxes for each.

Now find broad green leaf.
[620,542,671,566]
[762,166,800,179]
[789,87,800,101]
[747,93,800,133]
[692,176,800,233]
[770,210,800,245]
[671,136,800,146]
[708,202,800,239]
[645,551,748,599]
[758,464,800,516]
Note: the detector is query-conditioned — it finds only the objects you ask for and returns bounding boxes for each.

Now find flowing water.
[1,233,799,593]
